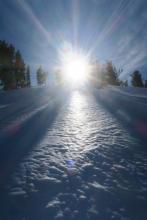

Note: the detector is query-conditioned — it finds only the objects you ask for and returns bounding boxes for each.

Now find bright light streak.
[17,0,52,46]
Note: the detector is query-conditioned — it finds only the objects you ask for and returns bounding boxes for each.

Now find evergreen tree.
[0,40,27,90]
[14,50,26,88]
[0,41,15,89]
[131,70,144,87]
[104,61,121,86]
[26,66,31,87]
[0,41,14,66]
[36,66,47,85]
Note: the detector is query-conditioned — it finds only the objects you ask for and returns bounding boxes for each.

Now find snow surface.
[0,86,147,220]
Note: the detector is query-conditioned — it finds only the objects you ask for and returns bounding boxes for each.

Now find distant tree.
[36,66,47,85]
[104,61,121,86]
[144,80,147,88]
[89,60,122,87]
[120,80,128,87]
[26,65,31,87]
[131,70,144,87]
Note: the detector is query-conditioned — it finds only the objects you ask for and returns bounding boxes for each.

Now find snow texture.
[0,86,147,220]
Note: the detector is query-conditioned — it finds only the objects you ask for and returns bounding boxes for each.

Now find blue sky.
[0,0,147,81]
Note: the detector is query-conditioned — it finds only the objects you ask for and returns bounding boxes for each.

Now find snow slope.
[0,86,147,220]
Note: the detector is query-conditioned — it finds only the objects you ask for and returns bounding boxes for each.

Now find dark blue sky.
[0,0,147,82]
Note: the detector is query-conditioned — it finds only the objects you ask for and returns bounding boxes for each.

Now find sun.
[61,52,90,86]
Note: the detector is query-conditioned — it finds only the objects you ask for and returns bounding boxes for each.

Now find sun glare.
[61,52,90,86]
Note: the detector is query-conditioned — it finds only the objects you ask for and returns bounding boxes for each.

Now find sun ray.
[17,0,53,47]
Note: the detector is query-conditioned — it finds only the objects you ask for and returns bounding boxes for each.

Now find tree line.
[0,40,30,90]
[89,60,147,88]
[0,40,48,89]
[1,40,147,89]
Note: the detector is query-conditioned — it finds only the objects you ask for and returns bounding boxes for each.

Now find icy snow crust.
[0,87,147,220]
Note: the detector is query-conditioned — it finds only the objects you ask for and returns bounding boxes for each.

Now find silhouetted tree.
[0,40,28,89]
[131,70,144,87]
[0,41,15,89]
[104,61,121,86]
[14,50,26,88]
[36,66,47,85]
